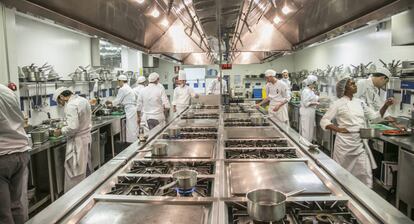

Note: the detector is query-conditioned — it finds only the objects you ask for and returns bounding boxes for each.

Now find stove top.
[128,160,215,175]
[107,176,213,197]
[225,139,288,148]
[182,114,219,119]
[226,200,359,224]
[225,148,297,159]
[225,122,270,127]
[161,132,218,139]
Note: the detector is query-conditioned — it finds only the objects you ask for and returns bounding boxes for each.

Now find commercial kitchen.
[0,0,414,224]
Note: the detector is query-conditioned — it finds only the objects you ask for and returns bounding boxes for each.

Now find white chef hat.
[117,74,128,81]
[52,87,72,102]
[305,75,318,85]
[336,77,351,98]
[374,67,392,78]
[178,70,187,81]
[282,69,289,74]
[264,69,276,77]
[148,72,160,83]
[137,76,146,84]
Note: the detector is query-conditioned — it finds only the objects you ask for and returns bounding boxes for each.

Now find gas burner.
[128,161,215,175]
[176,187,195,197]
[224,122,270,127]
[226,200,360,224]
[107,176,212,197]
[225,139,288,148]
[226,148,297,159]
[225,118,251,122]
[182,114,219,119]
[180,127,218,133]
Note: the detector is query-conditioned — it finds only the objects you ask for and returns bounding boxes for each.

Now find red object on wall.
[221,64,232,70]
[174,66,180,74]
[8,82,17,91]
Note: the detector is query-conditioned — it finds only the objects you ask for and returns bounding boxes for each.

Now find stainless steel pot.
[246,188,305,222]
[250,115,265,125]
[30,128,49,144]
[350,128,381,139]
[139,142,168,156]
[173,169,198,190]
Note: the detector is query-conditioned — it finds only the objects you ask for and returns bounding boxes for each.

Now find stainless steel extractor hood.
[392,9,414,45]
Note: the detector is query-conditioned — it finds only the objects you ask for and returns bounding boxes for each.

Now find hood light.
[161,19,169,27]
[136,0,144,3]
[282,5,291,15]
[273,16,282,24]
[151,8,160,18]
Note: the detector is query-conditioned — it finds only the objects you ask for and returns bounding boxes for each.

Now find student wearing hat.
[106,75,138,143]
[256,69,291,125]
[137,72,170,130]
[52,87,92,192]
[172,70,199,114]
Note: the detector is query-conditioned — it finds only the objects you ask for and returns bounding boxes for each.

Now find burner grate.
[225,139,288,148]
[128,161,215,175]
[226,148,297,159]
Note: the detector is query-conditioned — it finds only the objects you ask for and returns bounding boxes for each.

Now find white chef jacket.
[113,84,136,107]
[137,83,171,121]
[320,96,380,187]
[0,84,30,155]
[133,84,145,102]
[172,85,197,113]
[266,80,291,124]
[299,87,319,142]
[355,77,389,118]
[208,79,227,95]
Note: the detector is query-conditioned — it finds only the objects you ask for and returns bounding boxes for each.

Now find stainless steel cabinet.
[52,144,66,198]
[397,149,414,220]
[91,130,101,169]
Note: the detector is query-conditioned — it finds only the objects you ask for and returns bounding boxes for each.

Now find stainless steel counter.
[379,134,414,153]
[27,105,414,224]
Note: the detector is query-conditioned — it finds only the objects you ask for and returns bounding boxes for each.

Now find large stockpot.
[139,142,168,156]
[246,188,305,222]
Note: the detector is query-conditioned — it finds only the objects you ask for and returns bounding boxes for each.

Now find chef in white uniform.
[53,87,92,192]
[299,75,319,142]
[106,75,138,143]
[172,70,199,114]
[256,69,291,125]
[281,69,291,88]
[133,76,146,98]
[356,67,395,121]
[137,72,170,130]
[208,75,227,95]
[320,77,393,188]
[0,84,30,224]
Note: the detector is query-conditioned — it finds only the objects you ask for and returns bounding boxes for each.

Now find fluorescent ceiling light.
[151,8,160,18]
[136,0,144,3]
[273,16,282,24]
[161,19,169,27]
[282,5,291,15]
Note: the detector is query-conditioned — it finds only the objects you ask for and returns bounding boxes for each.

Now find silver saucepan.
[139,142,168,156]
[156,170,198,195]
[349,128,381,139]
[246,188,305,222]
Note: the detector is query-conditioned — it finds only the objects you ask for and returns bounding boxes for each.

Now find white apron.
[333,132,377,188]
[124,104,138,143]
[64,130,91,192]
[175,105,187,115]
[269,101,289,125]
[299,106,316,142]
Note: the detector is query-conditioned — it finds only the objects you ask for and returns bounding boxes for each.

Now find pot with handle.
[349,128,381,139]
[247,188,305,222]
[139,142,168,156]
[156,170,198,195]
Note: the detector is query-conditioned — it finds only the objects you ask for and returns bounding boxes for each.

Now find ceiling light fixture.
[151,8,160,18]
[161,18,169,27]
[282,5,291,15]
[273,16,282,24]
[184,0,192,5]
[136,0,144,4]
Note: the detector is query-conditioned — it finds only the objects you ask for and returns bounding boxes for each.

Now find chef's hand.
[54,128,62,137]
[384,98,395,107]
[336,128,349,133]
[272,104,281,112]
[255,104,261,109]
[173,106,177,113]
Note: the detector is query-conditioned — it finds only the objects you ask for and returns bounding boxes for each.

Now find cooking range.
[127,160,215,175]
[225,139,289,148]
[224,119,270,127]
[225,200,359,224]
[182,113,219,119]
[225,148,298,159]
[107,176,213,197]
